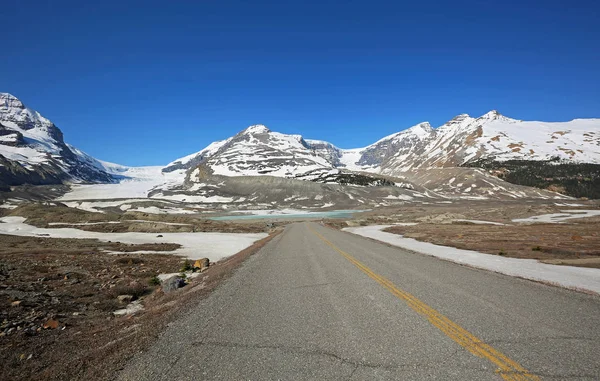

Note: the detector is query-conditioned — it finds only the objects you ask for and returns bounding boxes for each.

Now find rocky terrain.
[0,230,278,381]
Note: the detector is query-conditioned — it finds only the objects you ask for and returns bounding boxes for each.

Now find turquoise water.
[209,210,361,221]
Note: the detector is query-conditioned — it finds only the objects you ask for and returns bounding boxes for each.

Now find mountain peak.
[406,122,434,137]
[480,110,502,119]
[0,92,55,133]
[451,113,471,121]
[478,110,519,123]
[0,93,25,109]
[242,124,270,135]
[415,121,433,130]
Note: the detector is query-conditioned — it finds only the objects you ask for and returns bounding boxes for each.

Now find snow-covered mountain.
[341,121,435,172]
[166,112,599,184]
[2,92,598,202]
[0,93,114,186]
[163,124,339,179]
[335,111,600,176]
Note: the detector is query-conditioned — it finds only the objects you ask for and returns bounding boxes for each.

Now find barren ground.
[325,200,600,268]
[2,198,599,379]
[383,219,600,268]
[0,231,279,381]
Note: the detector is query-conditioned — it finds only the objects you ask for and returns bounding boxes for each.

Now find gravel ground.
[0,231,279,381]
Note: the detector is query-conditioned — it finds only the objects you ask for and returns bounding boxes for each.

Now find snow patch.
[0,216,267,261]
[513,210,600,224]
[344,225,600,294]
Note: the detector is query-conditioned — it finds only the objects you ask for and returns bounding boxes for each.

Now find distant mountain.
[2,92,598,200]
[167,112,600,179]
[163,124,339,179]
[376,111,600,176]
[0,93,114,187]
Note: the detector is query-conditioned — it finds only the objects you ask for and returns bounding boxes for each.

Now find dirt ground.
[0,232,279,381]
[383,219,600,268]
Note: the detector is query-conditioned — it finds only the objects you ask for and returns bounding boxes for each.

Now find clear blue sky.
[3,0,599,166]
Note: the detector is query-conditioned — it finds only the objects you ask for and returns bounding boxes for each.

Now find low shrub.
[149,275,161,286]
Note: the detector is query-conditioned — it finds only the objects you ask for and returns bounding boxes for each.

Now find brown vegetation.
[0,230,280,381]
[383,221,600,268]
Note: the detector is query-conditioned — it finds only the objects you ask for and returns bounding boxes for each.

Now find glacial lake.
[209,209,363,221]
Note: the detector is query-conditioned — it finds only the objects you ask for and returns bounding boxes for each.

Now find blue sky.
[3,0,599,166]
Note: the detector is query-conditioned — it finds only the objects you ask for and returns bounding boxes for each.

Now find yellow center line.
[307,223,539,381]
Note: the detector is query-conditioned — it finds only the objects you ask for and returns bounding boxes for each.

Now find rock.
[162,276,186,293]
[194,258,209,270]
[117,294,134,304]
[113,300,144,316]
[43,319,59,329]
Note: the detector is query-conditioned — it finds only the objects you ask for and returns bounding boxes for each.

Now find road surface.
[118,222,600,380]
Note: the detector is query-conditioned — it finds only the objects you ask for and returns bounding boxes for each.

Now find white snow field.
[453,219,506,225]
[0,216,267,261]
[343,225,600,294]
[512,209,600,224]
[58,166,185,201]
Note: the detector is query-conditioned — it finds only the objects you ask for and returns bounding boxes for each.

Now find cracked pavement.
[117,222,600,380]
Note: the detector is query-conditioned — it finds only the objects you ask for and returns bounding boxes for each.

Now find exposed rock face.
[305,140,343,167]
[356,122,434,169]
[0,123,25,147]
[0,93,114,186]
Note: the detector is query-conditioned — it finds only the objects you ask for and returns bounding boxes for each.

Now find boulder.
[194,258,209,271]
[117,294,134,304]
[162,276,186,293]
[43,319,59,329]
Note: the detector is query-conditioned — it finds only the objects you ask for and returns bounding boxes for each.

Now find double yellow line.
[307,224,539,381]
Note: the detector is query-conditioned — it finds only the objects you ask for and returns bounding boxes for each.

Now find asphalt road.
[118,222,600,380]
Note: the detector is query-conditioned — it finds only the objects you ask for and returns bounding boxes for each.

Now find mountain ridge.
[167,109,599,181]
[1,93,598,197]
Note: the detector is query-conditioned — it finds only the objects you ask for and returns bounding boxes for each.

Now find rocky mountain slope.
[377,111,600,176]
[163,125,338,179]
[168,111,599,182]
[0,93,114,187]
[307,111,600,176]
